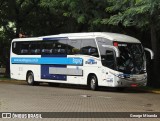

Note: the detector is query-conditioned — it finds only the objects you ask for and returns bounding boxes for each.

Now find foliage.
[103,0,160,30]
[59,0,110,31]
[103,0,160,87]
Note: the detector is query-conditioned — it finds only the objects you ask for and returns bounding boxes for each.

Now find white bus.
[10,32,154,90]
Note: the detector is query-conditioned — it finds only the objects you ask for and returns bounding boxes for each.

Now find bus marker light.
[131,84,137,87]
[113,42,118,46]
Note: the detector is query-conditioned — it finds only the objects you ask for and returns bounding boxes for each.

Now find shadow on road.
[0,79,149,94]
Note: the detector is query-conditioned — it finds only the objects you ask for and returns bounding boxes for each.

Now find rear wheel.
[89,75,98,91]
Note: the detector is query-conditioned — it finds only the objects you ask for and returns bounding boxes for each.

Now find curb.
[133,88,160,94]
[149,90,160,94]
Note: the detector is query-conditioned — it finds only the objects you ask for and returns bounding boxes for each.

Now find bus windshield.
[116,42,145,74]
[99,42,145,74]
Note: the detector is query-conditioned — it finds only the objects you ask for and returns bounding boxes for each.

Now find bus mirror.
[102,45,120,57]
[144,48,154,60]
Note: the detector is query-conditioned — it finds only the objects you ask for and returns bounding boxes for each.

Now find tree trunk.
[16,23,21,38]
[150,23,160,87]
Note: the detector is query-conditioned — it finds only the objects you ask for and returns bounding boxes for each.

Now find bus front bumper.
[115,74,147,87]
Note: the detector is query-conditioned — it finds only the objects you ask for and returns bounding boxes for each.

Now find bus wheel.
[27,72,36,86]
[90,75,98,91]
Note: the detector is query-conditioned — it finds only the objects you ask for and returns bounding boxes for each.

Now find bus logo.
[85,59,97,64]
[72,58,83,65]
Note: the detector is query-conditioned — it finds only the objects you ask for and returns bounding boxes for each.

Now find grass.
[0,77,10,80]
[137,86,160,94]
[0,78,26,85]
[140,86,160,91]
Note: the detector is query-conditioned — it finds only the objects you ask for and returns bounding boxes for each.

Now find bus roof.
[12,32,141,43]
[41,32,141,43]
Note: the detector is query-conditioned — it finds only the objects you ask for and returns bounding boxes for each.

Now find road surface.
[0,80,160,121]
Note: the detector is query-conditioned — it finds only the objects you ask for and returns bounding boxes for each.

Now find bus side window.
[67,39,81,55]
[21,49,28,54]
[41,41,53,55]
[20,42,30,55]
[53,40,67,55]
[12,42,21,54]
[30,42,41,55]
[80,39,99,57]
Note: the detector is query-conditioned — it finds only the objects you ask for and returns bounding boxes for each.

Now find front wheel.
[89,75,98,91]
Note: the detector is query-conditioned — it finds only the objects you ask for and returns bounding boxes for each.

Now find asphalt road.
[0,80,160,121]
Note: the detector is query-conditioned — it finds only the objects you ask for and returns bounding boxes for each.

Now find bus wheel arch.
[87,73,98,91]
[26,71,39,86]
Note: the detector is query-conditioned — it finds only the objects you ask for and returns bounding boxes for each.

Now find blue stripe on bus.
[43,37,68,40]
[11,57,83,65]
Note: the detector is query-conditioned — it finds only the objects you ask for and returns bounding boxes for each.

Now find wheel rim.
[28,75,33,84]
[91,78,96,89]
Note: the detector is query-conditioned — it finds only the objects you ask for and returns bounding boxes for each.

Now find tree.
[103,0,160,87]
[43,0,111,32]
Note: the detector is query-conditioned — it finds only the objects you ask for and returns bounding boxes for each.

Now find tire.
[89,75,98,91]
[26,72,38,86]
[48,83,60,87]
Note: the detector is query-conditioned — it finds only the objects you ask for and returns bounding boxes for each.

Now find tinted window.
[20,42,30,54]
[96,37,112,56]
[80,39,99,57]
[12,42,21,54]
[97,37,116,69]
[30,41,41,55]
[41,40,67,55]
[12,41,41,55]
[52,40,67,55]
[67,39,81,55]
[41,41,53,54]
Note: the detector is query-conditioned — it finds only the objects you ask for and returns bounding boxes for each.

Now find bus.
[10,32,154,90]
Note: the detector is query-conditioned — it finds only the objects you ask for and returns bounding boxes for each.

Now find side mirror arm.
[144,48,154,60]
